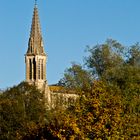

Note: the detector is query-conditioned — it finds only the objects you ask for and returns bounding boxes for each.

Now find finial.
[35,0,37,7]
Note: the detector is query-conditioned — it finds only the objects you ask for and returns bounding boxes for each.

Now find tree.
[57,39,140,139]
[127,43,140,66]
[0,82,46,139]
[85,39,124,78]
[49,81,123,139]
[59,63,93,93]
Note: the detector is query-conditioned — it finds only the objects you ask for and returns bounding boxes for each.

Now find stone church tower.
[25,3,51,108]
[25,4,48,90]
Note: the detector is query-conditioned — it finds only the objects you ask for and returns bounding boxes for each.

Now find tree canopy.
[56,39,140,139]
[0,39,140,139]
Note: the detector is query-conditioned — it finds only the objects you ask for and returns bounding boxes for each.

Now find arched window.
[29,59,32,80]
[41,59,43,79]
[38,59,41,79]
[33,58,36,80]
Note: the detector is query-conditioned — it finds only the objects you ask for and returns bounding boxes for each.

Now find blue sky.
[0,0,140,89]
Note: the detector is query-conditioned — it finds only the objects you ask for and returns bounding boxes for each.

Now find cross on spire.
[35,0,37,6]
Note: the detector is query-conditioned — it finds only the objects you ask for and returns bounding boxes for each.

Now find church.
[25,2,78,109]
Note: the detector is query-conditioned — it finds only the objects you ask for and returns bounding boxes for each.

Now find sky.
[0,0,140,89]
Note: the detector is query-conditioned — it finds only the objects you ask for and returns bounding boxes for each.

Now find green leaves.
[56,39,140,139]
[85,39,124,77]
[59,63,93,93]
[0,82,46,139]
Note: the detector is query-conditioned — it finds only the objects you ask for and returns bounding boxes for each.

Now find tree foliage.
[59,63,93,93]
[0,39,140,139]
[0,82,46,139]
[85,39,124,77]
[56,39,140,139]
[49,81,123,139]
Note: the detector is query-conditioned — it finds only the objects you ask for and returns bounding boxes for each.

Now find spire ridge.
[27,4,45,55]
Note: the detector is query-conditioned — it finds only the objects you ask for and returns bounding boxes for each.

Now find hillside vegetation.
[0,39,140,139]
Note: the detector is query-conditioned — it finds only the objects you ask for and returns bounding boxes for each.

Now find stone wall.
[44,85,79,110]
[50,92,79,109]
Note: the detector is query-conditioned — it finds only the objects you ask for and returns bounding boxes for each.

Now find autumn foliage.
[0,39,140,139]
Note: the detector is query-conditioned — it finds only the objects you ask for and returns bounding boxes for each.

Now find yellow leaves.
[15,131,23,140]
[69,136,75,140]
[49,85,65,92]
[48,79,139,139]
[26,122,39,135]
[87,112,93,121]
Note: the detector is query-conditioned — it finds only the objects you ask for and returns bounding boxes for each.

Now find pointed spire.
[27,3,45,55]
